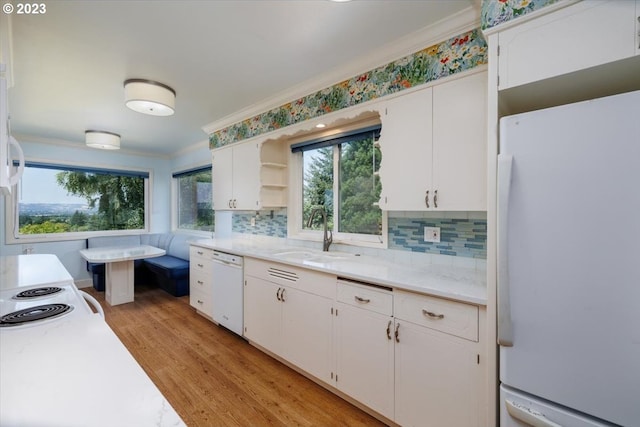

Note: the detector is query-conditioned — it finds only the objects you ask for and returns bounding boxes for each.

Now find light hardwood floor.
[84,283,386,427]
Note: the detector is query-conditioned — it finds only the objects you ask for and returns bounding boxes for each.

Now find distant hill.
[19,203,98,216]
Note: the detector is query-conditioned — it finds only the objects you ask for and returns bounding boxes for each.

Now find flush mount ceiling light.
[85,130,121,150]
[123,79,176,116]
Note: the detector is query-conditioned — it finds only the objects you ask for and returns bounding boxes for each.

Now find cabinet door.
[432,71,487,211]
[212,146,234,210]
[394,320,481,427]
[335,303,394,420]
[281,287,334,384]
[378,87,433,211]
[232,141,260,210]
[243,276,282,355]
[498,1,638,90]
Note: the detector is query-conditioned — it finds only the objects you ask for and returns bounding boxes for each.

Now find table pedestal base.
[105,260,135,306]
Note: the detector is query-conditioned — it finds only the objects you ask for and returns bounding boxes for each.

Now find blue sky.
[19,167,87,204]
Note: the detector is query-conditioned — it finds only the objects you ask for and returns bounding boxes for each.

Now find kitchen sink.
[272,250,353,263]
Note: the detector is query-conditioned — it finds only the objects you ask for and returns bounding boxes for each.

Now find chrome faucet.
[307,206,333,252]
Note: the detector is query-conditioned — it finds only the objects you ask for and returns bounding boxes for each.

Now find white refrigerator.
[497,90,640,426]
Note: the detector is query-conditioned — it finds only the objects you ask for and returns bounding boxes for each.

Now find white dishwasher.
[211,251,244,336]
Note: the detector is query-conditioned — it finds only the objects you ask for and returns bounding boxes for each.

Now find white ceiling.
[7,0,478,156]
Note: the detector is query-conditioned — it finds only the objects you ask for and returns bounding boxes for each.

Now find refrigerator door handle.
[497,154,514,347]
[505,399,562,427]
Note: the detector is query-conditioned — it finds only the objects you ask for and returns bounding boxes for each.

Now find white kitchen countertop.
[0,254,73,290]
[192,238,487,305]
[0,313,185,427]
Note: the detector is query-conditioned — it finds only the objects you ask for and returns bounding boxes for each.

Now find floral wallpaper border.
[481,0,559,30]
[209,28,487,149]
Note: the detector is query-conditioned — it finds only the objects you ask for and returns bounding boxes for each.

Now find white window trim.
[287,144,387,250]
[170,161,214,237]
[5,158,151,244]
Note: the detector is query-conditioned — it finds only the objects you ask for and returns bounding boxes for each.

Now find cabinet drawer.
[190,245,213,258]
[190,256,212,276]
[245,258,336,299]
[190,269,212,295]
[394,290,478,342]
[190,288,213,318]
[190,246,214,269]
[337,279,392,316]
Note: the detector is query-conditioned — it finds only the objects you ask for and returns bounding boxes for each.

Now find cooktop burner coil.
[13,287,64,300]
[0,304,74,327]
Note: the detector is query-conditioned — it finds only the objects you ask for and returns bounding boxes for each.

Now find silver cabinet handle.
[197,300,204,304]
[233,199,237,209]
[197,251,204,255]
[434,189,438,208]
[197,263,204,268]
[422,309,444,319]
[228,199,232,208]
[386,320,392,340]
[354,296,370,304]
[197,280,204,285]
[276,287,282,301]
[394,322,400,343]
[425,190,429,208]
[280,288,286,302]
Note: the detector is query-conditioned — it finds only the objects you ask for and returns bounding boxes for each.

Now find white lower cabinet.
[243,276,282,353]
[394,290,483,427]
[189,246,214,318]
[243,259,336,384]
[335,280,394,420]
[243,258,485,426]
[281,286,333,383]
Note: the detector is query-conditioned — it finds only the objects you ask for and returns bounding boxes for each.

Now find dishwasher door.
[211,251,244,336]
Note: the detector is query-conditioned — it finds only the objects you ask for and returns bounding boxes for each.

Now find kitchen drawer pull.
[422,309,444,319]
[197,263,204,268]
[434,190,438,208]
[276,288,282,301]
[354,296,371,304]
[425,190,430,208]
[386,320,392,340]
[197,300,204,304]
[395,322,400,343]
[197,280,204,285]
[280,288,286,302]
[197,250,204,255]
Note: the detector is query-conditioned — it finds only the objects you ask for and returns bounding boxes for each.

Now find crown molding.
[202,5,480,135]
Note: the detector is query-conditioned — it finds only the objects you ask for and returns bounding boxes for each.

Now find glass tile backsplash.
[388,215,487,259]
[231,210,487,260]
[233,210,287,238]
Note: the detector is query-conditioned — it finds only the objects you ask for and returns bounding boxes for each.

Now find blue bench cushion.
[144,255,189,279]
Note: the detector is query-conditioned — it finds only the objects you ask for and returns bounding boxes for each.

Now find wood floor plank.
[83,283,387,427]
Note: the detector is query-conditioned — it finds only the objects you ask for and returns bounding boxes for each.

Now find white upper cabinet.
[378,70,487,211]
[497,0,639,91]
[432,71,487,211]
[378,86,433,211]
[212,141,260,210]
[212,138,288,211]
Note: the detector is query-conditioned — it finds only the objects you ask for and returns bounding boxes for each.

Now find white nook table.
[79,245,165,306]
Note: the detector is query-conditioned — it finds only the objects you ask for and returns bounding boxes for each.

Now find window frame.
[171,162,214,236]
[288,125,387,249]
[5,158,151,244]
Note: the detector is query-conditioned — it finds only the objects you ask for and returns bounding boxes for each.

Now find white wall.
[0,136,173,282]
